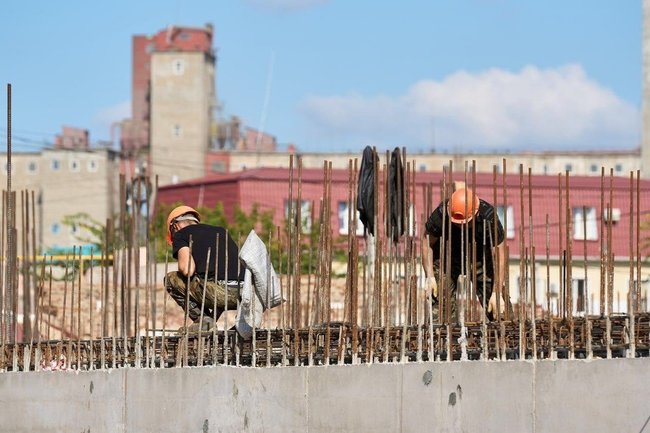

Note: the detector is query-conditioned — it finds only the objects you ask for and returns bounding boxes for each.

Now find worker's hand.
[425,276,438,298]
[487,291,505,316]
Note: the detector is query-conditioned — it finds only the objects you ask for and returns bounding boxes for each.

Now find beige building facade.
[150,50,216,186]
[219,148,640,177]
[0,148,119,254]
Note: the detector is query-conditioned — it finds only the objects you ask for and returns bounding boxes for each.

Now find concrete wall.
[1,358,649,433]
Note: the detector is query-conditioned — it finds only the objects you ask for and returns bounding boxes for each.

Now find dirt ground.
[20,271,353,341]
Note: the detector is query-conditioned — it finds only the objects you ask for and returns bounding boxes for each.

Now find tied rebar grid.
[2,314,650,371]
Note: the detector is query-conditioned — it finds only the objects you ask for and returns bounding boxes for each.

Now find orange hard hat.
[448,188,479,224]
[166,205,200,245]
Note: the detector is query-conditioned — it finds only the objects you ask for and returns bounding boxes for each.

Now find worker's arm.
[422,235,439,278]
[493,241,506,291]
[488,240,507,316]
[177,246,196,277]
[422,234,439,297]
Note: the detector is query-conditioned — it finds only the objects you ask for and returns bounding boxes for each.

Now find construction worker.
[165,205,244,332]
[422,187,511,322]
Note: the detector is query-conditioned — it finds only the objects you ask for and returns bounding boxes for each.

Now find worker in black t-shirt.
[422,187,511,322]
[164,205,245,332]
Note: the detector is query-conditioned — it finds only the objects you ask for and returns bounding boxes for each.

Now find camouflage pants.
[164,271,240,322]
[431,259,497,323]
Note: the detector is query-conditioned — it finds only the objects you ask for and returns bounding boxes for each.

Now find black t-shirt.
[424,199,505,275]
[172,223,245,281]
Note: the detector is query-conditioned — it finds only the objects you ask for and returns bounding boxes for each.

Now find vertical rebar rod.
[636,170,641,314]
[518,164,525,325]
[528,168,534,317]
[47,257,53,342]
[198,248,211,367]
[161,252,169,367]
[182,237,193,367]
[210,233,219,366]
[582,205,588,316]
[599,168,605,316]
[500,159,509,321]
[608,170,614,315]
[557,173,563,318]
[20,191,27,344]
[89,251,94,369]
[287,155,294,330]
[5,84,15,344]
[60,255,69,342]
[531,245,537,360]
[518,165,525,359]
[293,158,303,364]
[223,232,230,365]
[492,165,501,323]
[77,249,82,368]
[628,172,636,357]
[30,191,37,343]
[69,248,76,365]
[0,190,4,352]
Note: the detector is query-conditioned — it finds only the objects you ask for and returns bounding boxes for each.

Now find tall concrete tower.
[643,0,650,177]
[149,25,216,186]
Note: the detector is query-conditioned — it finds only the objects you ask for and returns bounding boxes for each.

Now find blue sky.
[0,0,642,154]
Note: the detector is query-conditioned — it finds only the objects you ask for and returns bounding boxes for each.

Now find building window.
[27,161,37,174]
[615,163,623,173]
[69,159,80,172]
[565,163,573,173]
[408,204,417,236]
[285,199,312,234]
[51,223,60,235]
[571,278,587,314]
[496,205,515,239]
[172,59,185,75]
[338,202,364,236]
[573,207,597,240]
[51,159,60,171]
[419,164,426,172]
[211,161,226,173]
[87,159,98,172]
[543,164,548,175]
[590,164,598,173]
[172,124,182,137]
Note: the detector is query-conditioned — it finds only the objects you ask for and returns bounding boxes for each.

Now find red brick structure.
[121,24,214,157]
[156,166,650,260]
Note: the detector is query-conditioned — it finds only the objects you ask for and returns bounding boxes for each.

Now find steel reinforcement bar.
[2,313,649,371]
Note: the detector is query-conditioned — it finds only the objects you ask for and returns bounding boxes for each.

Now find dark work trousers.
[431,259,495,323]
[164,271,240,322]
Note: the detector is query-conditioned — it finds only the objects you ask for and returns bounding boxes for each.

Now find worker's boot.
[177,317,215,335]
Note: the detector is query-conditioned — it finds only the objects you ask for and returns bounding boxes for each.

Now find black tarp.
[357,146,378,235]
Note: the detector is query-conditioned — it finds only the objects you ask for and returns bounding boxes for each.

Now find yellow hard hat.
[449,188,479,224]
[166,205,200,245]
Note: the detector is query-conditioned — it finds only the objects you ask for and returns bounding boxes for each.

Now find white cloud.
[300,64,639,152]
[92,100,130,141]
[245,0,328,12]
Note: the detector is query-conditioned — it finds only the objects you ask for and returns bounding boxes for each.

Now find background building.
[0,126,119,253]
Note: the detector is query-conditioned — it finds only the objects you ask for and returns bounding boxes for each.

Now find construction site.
[3,7,650,433]
[1,109,650,431]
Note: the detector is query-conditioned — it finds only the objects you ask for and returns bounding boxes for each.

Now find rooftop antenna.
[256,50,275,151]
